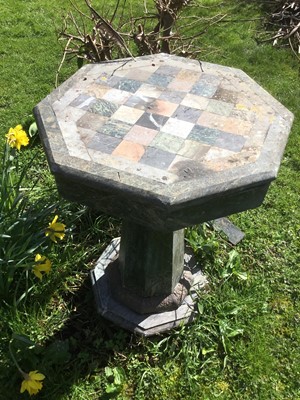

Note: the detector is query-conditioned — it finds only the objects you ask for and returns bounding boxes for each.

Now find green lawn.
[0,1,299,399]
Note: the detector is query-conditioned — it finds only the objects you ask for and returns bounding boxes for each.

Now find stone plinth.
[91,238,209,336]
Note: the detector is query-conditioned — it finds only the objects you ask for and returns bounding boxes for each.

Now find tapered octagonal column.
[119,221,184,298]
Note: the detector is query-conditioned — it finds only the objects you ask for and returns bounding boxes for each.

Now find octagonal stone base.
[91,238,208,336]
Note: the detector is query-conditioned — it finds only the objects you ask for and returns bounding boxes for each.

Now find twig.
[56,37,72,87]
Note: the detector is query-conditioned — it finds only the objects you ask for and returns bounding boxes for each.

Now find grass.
[0,0,300,399]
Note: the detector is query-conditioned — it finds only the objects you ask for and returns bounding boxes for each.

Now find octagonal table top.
[35,53,293,229]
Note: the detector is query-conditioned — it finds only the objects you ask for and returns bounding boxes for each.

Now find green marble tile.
[188,125,220,145]
[114,79,142,93]
[206,99,234,116]
[151,132,184,154]
[101,120,132,139]
[89,99,118,117]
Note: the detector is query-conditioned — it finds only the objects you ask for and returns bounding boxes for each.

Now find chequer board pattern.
[52,55,276,184]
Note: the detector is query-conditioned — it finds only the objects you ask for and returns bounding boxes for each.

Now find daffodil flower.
[33,254,51,280]
[45,215,66,243]
[5,125,29,151]
[20,370,45,396]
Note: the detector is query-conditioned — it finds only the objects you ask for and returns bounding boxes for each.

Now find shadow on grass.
[39,274,131,399]
[1,210,129,399]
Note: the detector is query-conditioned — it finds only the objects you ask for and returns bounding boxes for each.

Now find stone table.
[34,53,293,335]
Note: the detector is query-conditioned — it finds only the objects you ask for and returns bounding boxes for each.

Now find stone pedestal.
[91,237,209,336]
[108,221,194,315]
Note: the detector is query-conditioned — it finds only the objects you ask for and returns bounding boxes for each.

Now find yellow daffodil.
[33,254,51,280]
[45,215,66,243]
[5,125,29,151]
[20,370,45,396]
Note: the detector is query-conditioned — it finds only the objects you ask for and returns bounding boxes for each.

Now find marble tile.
[77,112,108,132]
[176,69,201,83]
[102,88,131,104]
[136,112,168,131]
[151,132,184,154]
[106,75,121,87]
[161,117,194,138]
[146,99,178,117]
[87,83,109,99]
[87,132,121,153]
[125,94,154,110]
[112,105,144,124]
[125,125,158,146]
[157,65,181,76]
[112,140,145,162]
[135,83,163,98]
[215,132,245,152]
[113,78,142,93]
[206,99,234,117]
[200,73,222,85]
[89,99,118,117]
[177,140,210,160]
[188,125,220,146]
[159,90,186,104]
[190,81,218,98]
[147,73,173,87]
[181,93,209,110]
[124,68,153,81]
[219,78,239,93]
[172,105,202,123]
[197,111,251,136]
[167,78,195,92]
[70,94,96,110]
[101,120,132,139]
[140,147,176,170]
[222,117,252,136]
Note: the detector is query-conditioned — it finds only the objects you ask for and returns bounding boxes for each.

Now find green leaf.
[197,302,204,314]
[105,366,114,378]
[28,122,38,137]
[227,328,244,338]
[237,272,248,281]
[12,333,36,346]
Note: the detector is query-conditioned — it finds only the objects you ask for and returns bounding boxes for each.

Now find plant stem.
[8,340,24,376]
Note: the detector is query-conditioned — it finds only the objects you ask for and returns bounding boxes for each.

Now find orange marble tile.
[198,112,252,136]
[112,140,145,162]
[176,69,201,83]
[146,99,178,117]
[125,125,157,146]
[87,84,109,99]
[167,79,194,92]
